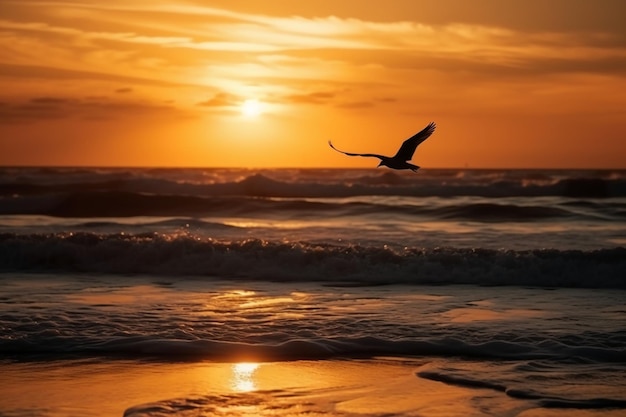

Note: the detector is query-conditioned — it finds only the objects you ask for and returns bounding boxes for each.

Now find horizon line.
[1,164,625,171]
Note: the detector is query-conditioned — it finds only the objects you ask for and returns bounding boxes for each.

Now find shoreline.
[2,358,624,417]
[0,358,508,417]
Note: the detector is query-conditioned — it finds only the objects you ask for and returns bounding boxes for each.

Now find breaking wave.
[1,232,624,288]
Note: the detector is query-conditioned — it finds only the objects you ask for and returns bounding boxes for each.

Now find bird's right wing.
[328,141,385,159]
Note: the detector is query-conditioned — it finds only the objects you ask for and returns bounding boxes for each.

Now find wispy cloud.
[197,92,240,109]
[1,3,625,114]
[287,91,337,105]
[3,3,625,75]
[0,94,182,124]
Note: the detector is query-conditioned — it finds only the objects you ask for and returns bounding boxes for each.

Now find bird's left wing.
[328,141,385,159]
[393,122,436,161]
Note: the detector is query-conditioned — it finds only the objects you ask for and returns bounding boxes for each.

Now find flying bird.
[328,122,436,172]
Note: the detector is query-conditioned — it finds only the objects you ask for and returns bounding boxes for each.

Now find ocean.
[1,167,625,416]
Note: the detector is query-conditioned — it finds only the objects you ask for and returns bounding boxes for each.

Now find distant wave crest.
[2,170,626,200]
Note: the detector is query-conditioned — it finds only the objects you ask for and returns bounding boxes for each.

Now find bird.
[328,122,436,172]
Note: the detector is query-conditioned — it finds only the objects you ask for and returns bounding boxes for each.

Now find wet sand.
[1,358,623,417]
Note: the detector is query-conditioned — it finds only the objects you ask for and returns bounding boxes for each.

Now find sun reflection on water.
[231,362,259,392]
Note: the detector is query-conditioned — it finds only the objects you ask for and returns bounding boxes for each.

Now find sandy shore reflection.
[231,362,260,392]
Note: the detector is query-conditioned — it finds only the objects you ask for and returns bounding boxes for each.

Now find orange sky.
[1,0,625,168]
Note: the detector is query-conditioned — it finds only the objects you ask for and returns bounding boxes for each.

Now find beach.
[1,273,625,416]
[2,357,501,417]
[9,356,601,417]
[1,167,625,416]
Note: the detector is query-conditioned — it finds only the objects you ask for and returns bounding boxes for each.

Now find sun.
[241,99,262,117]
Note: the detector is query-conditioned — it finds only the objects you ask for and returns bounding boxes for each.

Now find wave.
[1,190,622,221]
[71,218,239,231]
[0,192,340,218]
[2,169,626,199]
[1,233,624,288]
[418,367,626,409]
[3,331,625,363]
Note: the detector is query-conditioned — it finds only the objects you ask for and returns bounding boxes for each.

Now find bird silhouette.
[328,122,436,172]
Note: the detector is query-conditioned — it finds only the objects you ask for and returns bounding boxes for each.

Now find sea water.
[0,167,625,416]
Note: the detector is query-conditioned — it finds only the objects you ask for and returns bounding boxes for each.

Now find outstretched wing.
[393,122,436,161]
[328,141,385,159]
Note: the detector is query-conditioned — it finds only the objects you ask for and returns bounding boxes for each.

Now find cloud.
[3,5,622,59]
[1,97,69,122]
[2,2,625,88]
[287,91,336,105]
[30,97,72,104]
[0,63,199,87]
[337,101,374,109]
[0,95,183,124]
[197,92,240,108]
[279,89,401,110]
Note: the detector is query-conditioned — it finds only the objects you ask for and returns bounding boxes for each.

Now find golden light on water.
[231,362,260,392]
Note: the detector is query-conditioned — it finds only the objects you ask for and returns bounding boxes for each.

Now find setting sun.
[241,99,262,117]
